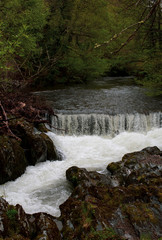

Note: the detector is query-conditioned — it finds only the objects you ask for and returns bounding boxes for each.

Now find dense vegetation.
[0,0,161,93]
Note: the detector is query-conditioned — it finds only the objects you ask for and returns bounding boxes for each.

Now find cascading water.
[1,78,162,217]
[0,127,162,217]
[51,112,162,136]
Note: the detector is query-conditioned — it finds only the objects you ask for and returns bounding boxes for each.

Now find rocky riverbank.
[0,120,59,184]
[0,146,161,240]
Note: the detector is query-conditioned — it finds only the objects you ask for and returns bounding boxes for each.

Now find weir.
[51,112,162,136]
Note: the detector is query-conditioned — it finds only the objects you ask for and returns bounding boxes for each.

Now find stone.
[0,118,60,184]
[32,212,61,240]
[10,119,48,164]
[59,147,162,240]
[0,136,27,184]
[40,133,59,160]
[0,198,61,240]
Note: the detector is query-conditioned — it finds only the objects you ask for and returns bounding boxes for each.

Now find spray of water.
[0,128,161,217]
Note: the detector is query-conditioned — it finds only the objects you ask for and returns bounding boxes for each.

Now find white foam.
[0,128,162,217]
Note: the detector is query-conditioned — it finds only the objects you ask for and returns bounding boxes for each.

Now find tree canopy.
[0,0,48,87]
[0,0,161,93]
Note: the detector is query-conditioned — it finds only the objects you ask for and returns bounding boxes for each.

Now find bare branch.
[113,0,161,54]
[95,0,161,54]
[0,101,21,141]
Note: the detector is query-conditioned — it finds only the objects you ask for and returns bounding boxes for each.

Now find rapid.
[0,77,162,217]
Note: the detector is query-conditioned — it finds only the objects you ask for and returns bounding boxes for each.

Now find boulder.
[0,197,61,240]
[107,146,162,186]
[27,133,47,165]
[10,119,47,165]
[59,147,162,240]
[36,123,49,133]
[32,212,61,240]
[40,133,59,160]
[0,119,60,184]
[11,119,61,163]
[0,135,27,184]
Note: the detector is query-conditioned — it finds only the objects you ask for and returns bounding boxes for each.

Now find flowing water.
[51,113,162,136]
[0,77,162,217]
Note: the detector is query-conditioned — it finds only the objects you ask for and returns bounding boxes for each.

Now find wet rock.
[0,136,27,184]
[40,133,59,160]
[0,198,9,238]
[60,147,162,240]
[0,197,61,240]
[107,146,162,186]
[36,123,49,133]
[0,118,60,184]
[60,167,123,239]
[141,146,162,156]
[33,212,61,240]
[11,118,60,164]
[0,199,32,239]
[29,134,47,164]
[9,118,47,165]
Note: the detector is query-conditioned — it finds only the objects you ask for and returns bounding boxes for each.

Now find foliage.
[136,51,162,95]
[42,0,111,83]
[0,0,161,92]
[0,0,48,85]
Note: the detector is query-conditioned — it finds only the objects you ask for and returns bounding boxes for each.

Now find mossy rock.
[36,123,49,133]
[9,118,34,138]
[0,135,27,184]
[107,162,121,174]
[40,133,59,160]
[61,147,162,240]
[0,198,61,240]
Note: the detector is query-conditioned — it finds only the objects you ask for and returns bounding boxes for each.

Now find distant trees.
[0,0,161,93]
[99,0,162,94]
[42,0,111,83]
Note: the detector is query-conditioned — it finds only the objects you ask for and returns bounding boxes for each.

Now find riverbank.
[0,119,59,184]
[0,89,59,184]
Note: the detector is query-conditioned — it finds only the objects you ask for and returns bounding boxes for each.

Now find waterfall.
[51,112,162,136]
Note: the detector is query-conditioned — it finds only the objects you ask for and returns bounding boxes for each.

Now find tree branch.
[112,0,161,54]
[0,101,21,141]
[94,0,161,54]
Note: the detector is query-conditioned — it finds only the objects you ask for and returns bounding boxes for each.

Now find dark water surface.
[34,77,162,114]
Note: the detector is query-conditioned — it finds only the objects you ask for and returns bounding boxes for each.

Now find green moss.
[86,227,121,240]
[140,232,152,240]
[107,162,120,174]
[123,203,157,224]
[36,123,49,132]
[6,206,20,236]
[71,175,78,187]
[7,208,18,221]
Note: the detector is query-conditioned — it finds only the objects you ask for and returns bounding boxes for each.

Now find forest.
[0,0,161,93]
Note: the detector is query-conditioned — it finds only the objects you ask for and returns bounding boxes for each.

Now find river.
[0,77,162,217]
